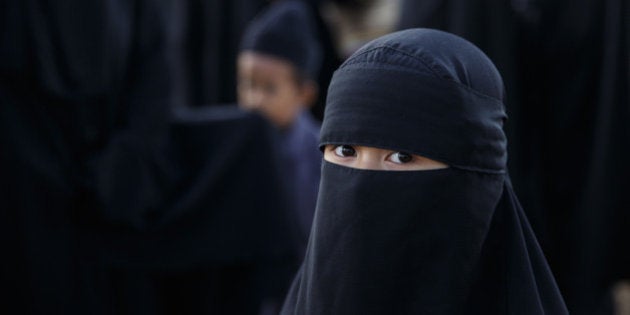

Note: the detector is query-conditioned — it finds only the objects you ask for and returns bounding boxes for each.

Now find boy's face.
[237,52,311,129]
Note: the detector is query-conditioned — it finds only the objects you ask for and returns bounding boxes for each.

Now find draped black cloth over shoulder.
[281,29,568,314]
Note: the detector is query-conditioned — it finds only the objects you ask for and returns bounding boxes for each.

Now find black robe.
[0,1,173,312]
[94,106,299,314]
[0,1,296,313]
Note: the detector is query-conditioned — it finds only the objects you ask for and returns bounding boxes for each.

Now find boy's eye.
[264,83,277,95]
[334,145,356,157]
[237,81,251,91]
[389,152,413,164]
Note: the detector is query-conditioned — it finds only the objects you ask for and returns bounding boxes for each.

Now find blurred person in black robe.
[0,1,174,312]
[105,106,298,315]
[0,1,296,314]
[398,1,629,314]
[237,0,324,256]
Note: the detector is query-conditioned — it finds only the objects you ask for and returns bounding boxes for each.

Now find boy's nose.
[245,89,265,109]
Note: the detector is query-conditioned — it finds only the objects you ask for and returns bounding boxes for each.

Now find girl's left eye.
[389,152,413,164]
[333,145,356,157]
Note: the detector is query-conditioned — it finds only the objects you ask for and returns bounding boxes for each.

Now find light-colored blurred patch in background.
[322,0,400,57]
[615,281,630,315]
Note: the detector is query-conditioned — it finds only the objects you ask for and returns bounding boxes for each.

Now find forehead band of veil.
[320,31,508,174]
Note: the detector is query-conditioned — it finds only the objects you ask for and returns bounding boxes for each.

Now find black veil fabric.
[281,29,568,314]
[396,0,537,226]
[398,1,630,313]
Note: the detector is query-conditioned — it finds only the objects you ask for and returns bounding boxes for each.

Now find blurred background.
[0,0,628,314]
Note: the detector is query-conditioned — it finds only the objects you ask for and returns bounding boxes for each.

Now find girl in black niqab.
[281,28,569,314]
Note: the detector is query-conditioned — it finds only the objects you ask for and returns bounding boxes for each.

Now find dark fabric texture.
[278,111,322,253]
[303,1,344,121]
[89,106,299,314]
[0,1,174,313]
[281,28,568,314]
[168,0,266,107]
[396,0,541,249]
[93,106,297,266]
[240,0,323,79]
[397,1,630,314]
[0,0,297,312]
[322,69,506,173]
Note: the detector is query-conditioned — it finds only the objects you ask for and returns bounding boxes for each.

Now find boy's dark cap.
[240,0,322,80]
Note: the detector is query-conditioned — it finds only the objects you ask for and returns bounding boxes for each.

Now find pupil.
[341,145,355,157]
[397,152,412,163]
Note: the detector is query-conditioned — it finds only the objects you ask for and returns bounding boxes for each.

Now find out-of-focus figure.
[237,0,324,254]
[0,1,297,314]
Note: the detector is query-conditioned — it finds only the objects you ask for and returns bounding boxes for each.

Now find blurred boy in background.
[237,0,323,254]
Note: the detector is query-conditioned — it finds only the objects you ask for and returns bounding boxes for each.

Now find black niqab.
[398,2,630,313]
[281,29,568,314]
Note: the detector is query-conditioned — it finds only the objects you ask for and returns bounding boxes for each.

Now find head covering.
[240,0,322,80]
[280,29,568,314]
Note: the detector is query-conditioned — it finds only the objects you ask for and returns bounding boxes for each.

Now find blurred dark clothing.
[398,0,629,314]
[304,1,344,121]
[278,110,322,254]
[169,0,266,107]
[144,106,298,315]
[0,1,297,314]
[1,1,173,313]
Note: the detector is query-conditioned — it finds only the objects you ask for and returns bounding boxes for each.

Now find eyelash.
[390,152,413,164]
[332,145,414,164]
[333,145,356,157]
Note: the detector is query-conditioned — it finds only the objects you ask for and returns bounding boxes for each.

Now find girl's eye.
[389,152,413,164]
[333,145,356,157]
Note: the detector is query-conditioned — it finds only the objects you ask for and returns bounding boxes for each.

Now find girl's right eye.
[333,145,356,157]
